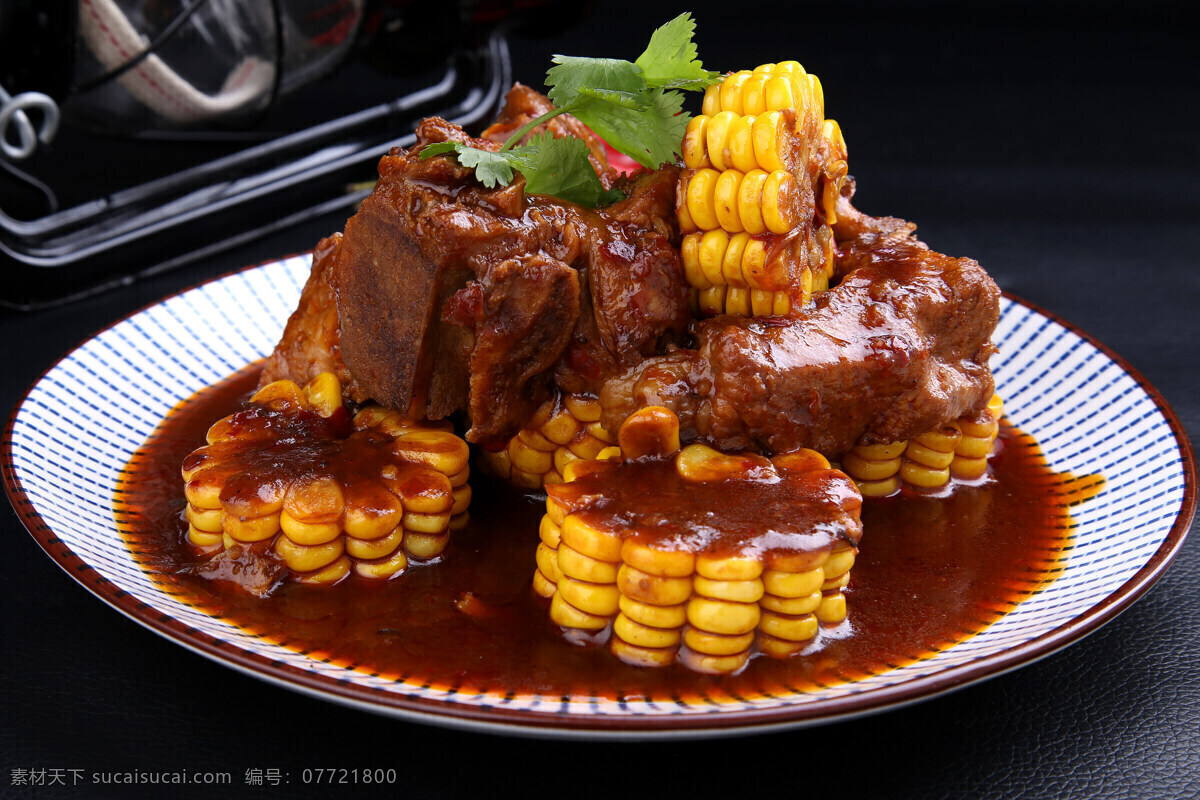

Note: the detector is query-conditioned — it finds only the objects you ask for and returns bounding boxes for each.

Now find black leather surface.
[2,3,1197,798]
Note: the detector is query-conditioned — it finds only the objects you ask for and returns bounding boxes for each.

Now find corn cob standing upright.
[534,406,864,674]
[182,372,471,587]
[679,62,849,317]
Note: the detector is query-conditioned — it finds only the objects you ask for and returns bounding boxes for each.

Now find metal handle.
[0,86,59,160]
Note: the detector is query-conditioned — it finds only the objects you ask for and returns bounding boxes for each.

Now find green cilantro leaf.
[546,56,644,108]
[420,141,513,188]
[635,13,720,91]
[569,88,688,168]
[421,14,720,204]
[507,132,625,207]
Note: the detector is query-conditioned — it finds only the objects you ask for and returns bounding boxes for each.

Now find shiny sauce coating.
[117,366,1100,698]
[549,455,862,563]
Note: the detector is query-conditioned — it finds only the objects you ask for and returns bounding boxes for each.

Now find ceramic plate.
[4,256,1194,737]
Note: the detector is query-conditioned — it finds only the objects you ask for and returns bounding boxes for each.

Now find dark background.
[2,1,1198,797]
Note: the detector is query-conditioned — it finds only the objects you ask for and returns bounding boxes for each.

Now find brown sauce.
[116,365,1103,699]
[550,454,861,561]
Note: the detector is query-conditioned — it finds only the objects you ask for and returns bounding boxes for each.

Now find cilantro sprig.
[420,13,719,207]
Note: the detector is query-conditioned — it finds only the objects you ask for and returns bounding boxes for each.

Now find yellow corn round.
[353,547,408,580]
[705,111,739,171]
[823,545,856,580]
[509,437,553,475]
[510,467,544,490]
[617,563,694,606]
[611,638,677,668]
[898,459,950,488]
[620,539,695,578]
[394,430,470,476]
[679,647,750,675]
[752,111,789,172]
[342,485,403,540]
[249,379,308,413]
[842,452,903,482]
[557,576,620,618]
[546,495,568,525]
[914,425,962,454]
[536,542,563,584]
[759,591,822,615]
[550,591,609,630]
[718,71,752,115]
[613,614,682,649]
[682,115,710,169]
[693,575,765,604]
[560,514,623,562]
[184,474,223,510]
[698,286,726,316]
[279,510,342,546]
[532,569,557,598]
[296,554,351,585]
[539,513,563,548]
[187,526,223,549]
[759,610,819,642]
[185,503,223,533]
[697,229,729,286]
[275,534,344,572]
[618,594,688,629]
[540,410,581,446]
[304,372,342,417]
[761,170,796,234]
[683,627,755,656]
[450,484,471,515]
[567,432,610,460]
[686,596,761,636]
[725,233,755,288]
[684,168,721,231]
[344,526,404,560]
[956,433,995,459]
[858,476,901,497]
[713,170,746,232]
[854,440,908,460]
[223,512,280,543]
[404,511,450,534]
[695,552,764,581]
[725,287,750,316]
[728,114,759,173]
[557,541,620,583]
[735,170,769,235]
[403,531,448,559]
[762,567,824,597]
[821,569,849,593]
[758,633,805,658]
[816,592,847,624]
[950,455,989,480]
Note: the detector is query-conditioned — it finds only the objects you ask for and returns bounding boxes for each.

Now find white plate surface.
[5,256,1194,737]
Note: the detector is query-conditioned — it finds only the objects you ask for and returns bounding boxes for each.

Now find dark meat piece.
[600,191,1000,457]
[465,253,581,442]
[259,233,367,402]
[334,115,688,445]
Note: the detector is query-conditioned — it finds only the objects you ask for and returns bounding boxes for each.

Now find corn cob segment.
[680,62,849,318]
[480,393,616,490]
[533,406,863,674]
[841,395,1005,496]
[181,372,472,587]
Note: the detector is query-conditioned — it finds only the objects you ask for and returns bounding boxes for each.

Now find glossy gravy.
[116,365,1101,699]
